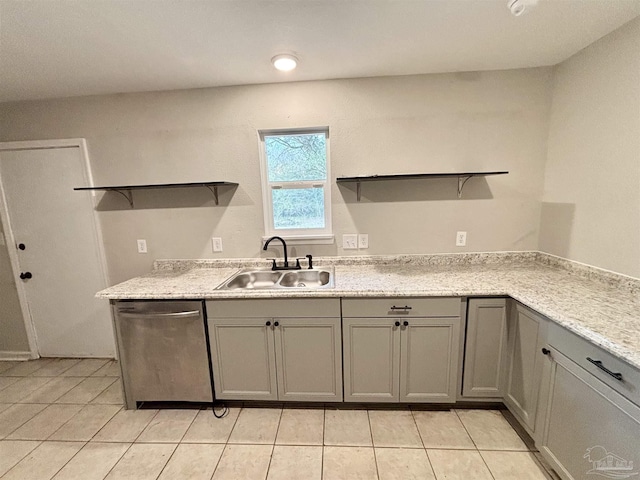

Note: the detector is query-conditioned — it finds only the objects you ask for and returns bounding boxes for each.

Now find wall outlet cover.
[212,237,223,252]
[456,231,467,247]
[136,239,148,254]
[358,233,369,249]
[343,234,358,249]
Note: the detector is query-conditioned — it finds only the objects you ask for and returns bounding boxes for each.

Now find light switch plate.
[358,234,369,249]
[137,239,148,254]
[212,237,223,252]
[343,234,358,249]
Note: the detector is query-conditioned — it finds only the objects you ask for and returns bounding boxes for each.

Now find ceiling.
[1,0,639,103]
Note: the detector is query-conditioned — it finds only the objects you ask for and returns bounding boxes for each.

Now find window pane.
[272,188,325,230]
[265,133,327,182]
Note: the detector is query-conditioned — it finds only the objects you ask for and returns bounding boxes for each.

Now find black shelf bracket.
[204,185,220,205]
[457,175,474,199]
[111,189,134,208]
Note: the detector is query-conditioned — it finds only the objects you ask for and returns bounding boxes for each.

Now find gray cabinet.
[206,299,342,402]
[208,317,278,401]
[462,298,508,398]
[535,323,640,479]
[342,318,400,402]
[538,349,640,480]
[504,302,548,434]
[274,317,342,401]
[399,317,461,402]
[342,298,461,403]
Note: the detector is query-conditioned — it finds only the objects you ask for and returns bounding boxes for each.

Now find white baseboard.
[0,351,36,361]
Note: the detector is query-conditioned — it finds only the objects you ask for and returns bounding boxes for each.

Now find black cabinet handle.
[266,321,271,326]
[587,357,623,382]
[20,272,32,280]
[541,348,550,355]
[274,321,280,327]
[390,305,412,310]
[394,321,400,327]
[403,321,409,326]
[18,243,26,250]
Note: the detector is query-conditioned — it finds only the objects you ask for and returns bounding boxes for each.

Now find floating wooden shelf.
[336,171,508,201]
[74,181,238,207]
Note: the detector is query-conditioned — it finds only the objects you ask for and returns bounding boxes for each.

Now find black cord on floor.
[212,402,228,418]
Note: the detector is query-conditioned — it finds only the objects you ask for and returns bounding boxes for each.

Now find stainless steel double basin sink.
[217,267,334,290]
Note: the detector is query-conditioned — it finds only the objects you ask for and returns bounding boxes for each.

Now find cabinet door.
[399,317,460,403]
[462,298,508,398]
[539,350,640,480]
[504,302,547,433]
[343,318,400,402]
[274,318,343,402]
[208,318,277,400]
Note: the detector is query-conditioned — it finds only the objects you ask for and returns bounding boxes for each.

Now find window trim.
[258,127,333,242]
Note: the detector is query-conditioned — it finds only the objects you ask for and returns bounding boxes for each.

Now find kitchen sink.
[217,267,334,290]
[223,271,282,289]
[279,270,331,288]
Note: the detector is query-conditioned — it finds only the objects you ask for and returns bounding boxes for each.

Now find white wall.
[541,18,640,278]
[0,68,553,285]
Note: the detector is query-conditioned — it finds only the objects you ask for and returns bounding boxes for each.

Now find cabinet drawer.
[206,298,340,318]
[548,322,640,406]
[342,297,460,318]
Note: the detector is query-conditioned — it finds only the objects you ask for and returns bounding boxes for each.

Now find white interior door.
[0,142,114,357]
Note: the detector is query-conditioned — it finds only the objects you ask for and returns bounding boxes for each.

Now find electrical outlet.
[456,231,467,247]
[212,237,223,252]
[358,234,369,249]
[343,234,358,250]
[136,239,148,254]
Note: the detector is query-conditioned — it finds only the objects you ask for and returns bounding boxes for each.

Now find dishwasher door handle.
[118,310,201,319]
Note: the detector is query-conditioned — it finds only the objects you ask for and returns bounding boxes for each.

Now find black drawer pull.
[586,357,623,382]
[390,305,412,311]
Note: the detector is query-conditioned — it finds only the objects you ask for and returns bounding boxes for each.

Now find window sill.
[261,234,334,245]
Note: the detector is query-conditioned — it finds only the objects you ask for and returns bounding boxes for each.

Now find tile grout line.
[149,404,203,479]
[208,406,243,479]
[263,406,284,480]
[19,375,86,404]
[54,375,118,406]
[320,408,325,480]
[409,408,438,479]
[453,409,498,480]
[0,376,57,404]
[366,410,381,480]
[0,440,43,479]
[0,404,47,440]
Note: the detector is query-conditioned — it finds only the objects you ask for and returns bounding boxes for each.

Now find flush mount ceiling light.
[508,0,539,16]
[271,54,298,72]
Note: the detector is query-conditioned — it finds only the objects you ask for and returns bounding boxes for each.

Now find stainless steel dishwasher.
[114,300,213,409]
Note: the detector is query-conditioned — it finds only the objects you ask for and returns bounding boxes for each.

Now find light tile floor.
[0,358,560,479]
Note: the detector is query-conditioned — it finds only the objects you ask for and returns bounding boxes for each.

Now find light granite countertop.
[97,252,640,371]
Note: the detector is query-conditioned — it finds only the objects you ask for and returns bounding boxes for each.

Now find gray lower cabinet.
[462,298,508,398]
[206,299,342,402]
[538,349,640,480]
[342,298,461,403]
[535,323,640,479]
[503,301,548,435]
[208,317,279,400]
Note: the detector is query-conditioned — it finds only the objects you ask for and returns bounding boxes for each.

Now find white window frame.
[258,127,333,244]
